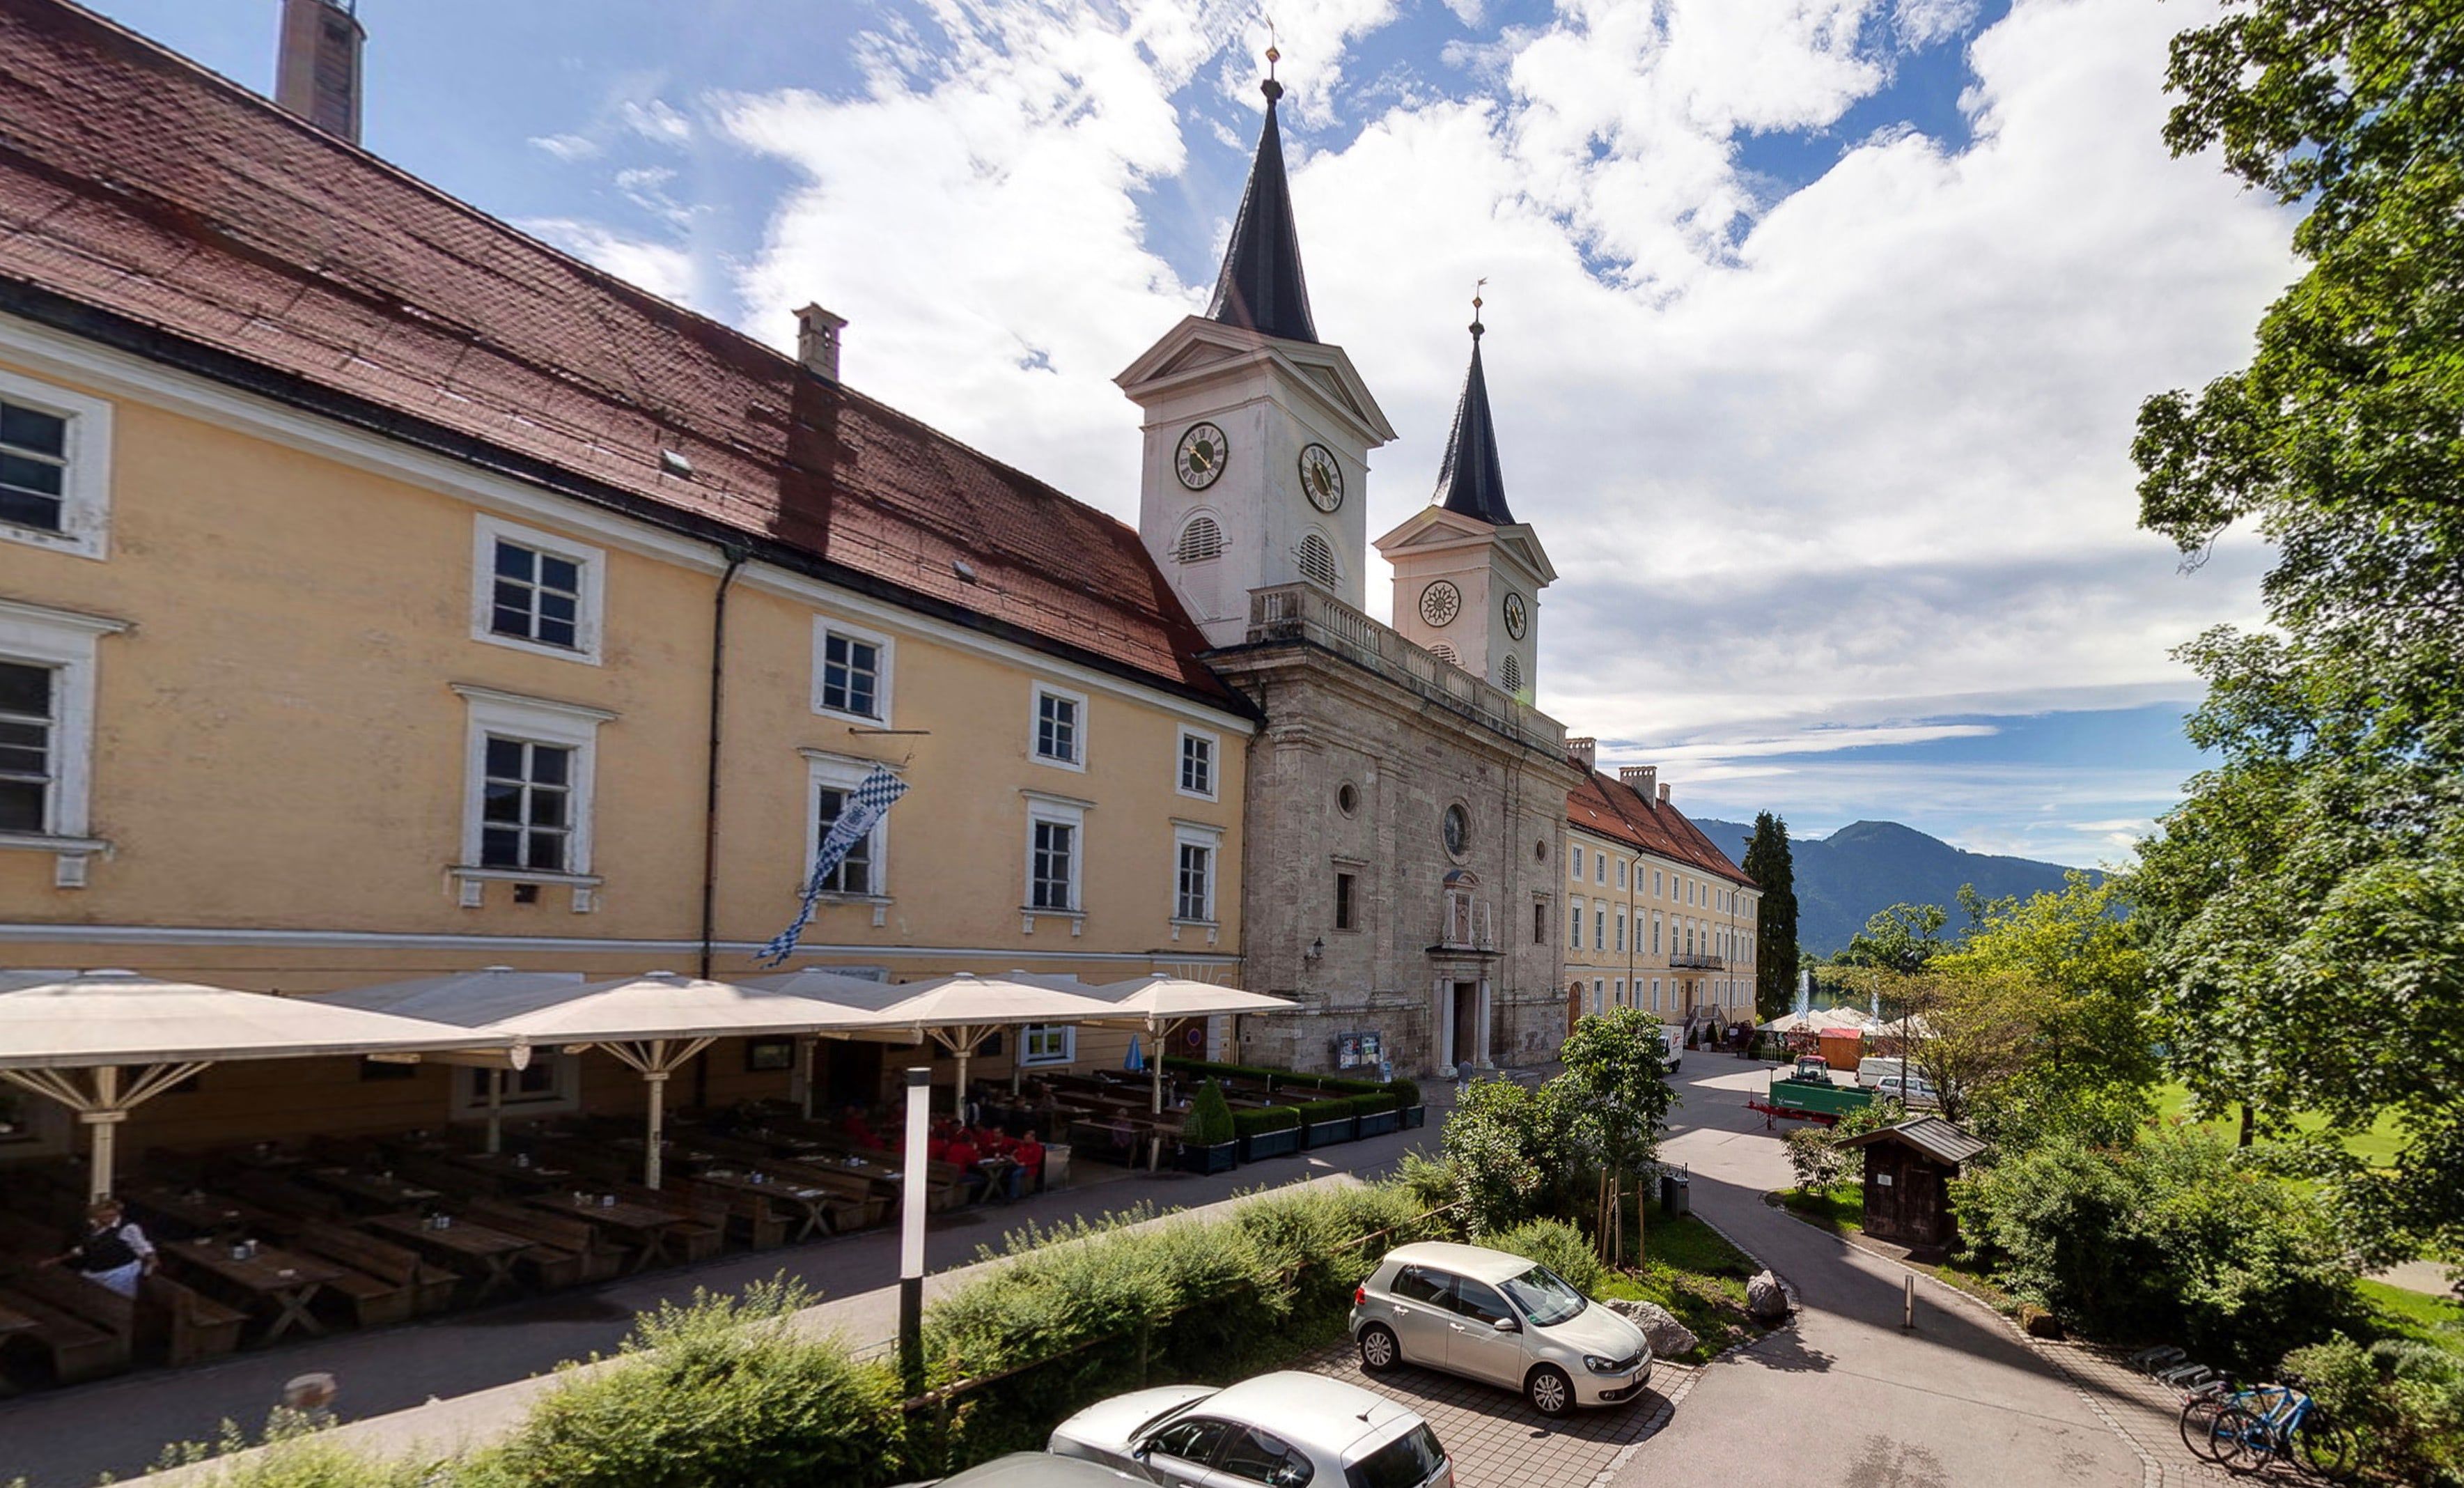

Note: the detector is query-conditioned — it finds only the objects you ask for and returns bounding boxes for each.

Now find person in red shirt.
[1007,1133,1044,1200]
[943,1131,988,1203]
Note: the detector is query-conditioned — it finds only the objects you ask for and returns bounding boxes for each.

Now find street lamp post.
[899,1064,929,1392]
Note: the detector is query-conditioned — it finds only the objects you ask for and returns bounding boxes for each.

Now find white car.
[1048,1370,1451,1488]
[1348,1241,1652,1416]
[1876,1074,1940,1109]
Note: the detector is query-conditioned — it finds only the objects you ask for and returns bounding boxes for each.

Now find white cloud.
[519,217,701,306]
[528,132,599,162]
[1894,0,1981,49]
[620,98,694,144]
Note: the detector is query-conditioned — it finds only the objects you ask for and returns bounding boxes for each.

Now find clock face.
[1419,580,1463,628]
[1298,443,1344,512]
[1175,422,1228,490]
[1502,591,1529,640]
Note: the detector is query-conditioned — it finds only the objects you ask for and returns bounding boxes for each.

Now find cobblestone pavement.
[1296,1334,1697,1488]
[2034,1340,2315,1486]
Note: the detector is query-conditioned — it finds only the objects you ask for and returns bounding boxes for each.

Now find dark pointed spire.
[1433,290,1514,525]
[1206,52,1318,344]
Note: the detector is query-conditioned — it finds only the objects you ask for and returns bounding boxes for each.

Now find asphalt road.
[1622,1055,2147,1488]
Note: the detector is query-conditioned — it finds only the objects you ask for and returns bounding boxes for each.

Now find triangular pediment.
[1118,316,1395,447]
[1153,340,1242,379]
[1373,506,1556,586]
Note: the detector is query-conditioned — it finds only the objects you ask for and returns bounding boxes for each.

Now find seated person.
[925,1131,951,1165]
[943,1131,988,1202]
[1006,1133,1045,1200]
[839,1105,881,1149]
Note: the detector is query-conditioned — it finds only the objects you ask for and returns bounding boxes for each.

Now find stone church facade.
[1120,72,1581,1076]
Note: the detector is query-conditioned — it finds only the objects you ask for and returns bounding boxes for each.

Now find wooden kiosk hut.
[1832,1115,1986,1253]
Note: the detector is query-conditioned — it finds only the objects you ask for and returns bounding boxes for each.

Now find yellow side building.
[0,3,1249,1156]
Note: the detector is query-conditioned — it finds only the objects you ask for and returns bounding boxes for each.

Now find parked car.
[1876,1074,1940,1109]
[1049,1370,1451,1488]
[1348,1240,1652,1416]
[1855,1057,1905,1090]
[893,1451,1153,1487]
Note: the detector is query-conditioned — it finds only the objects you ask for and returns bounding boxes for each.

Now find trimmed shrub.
[1231,1105,1301,1138]
[478,1279,907,1487]
[1296,1098,1355,1126]
[1347,1091,1399,1118]
[1490,1218,1605,1296]
[2283,1333,2464,1486]
[1183,1080,1235,1147]
[1388,1076,1423,1111]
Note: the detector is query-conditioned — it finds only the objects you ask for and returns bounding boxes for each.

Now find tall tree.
[1741,812,1801,1021]
[2132,1,2464,1274]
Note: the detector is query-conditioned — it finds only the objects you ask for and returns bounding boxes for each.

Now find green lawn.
[2357,1278,2464,1359]
[1593,1211,1761,1365]
[2152,1083,2409,1167]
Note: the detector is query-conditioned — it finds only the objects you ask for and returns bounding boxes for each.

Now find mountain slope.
[1694,819,2087,956]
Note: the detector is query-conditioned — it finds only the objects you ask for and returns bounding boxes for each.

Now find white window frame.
[471,515,606,664]
[450,1053,581,1119]
[1171,822,1222,926]
[1019,1024,1075,1067]
[453,684,613,909]
[1029,682,1088,772]
[1175,725,1219,801]
[1570,845,1582,881]
[801,751,895,904]
[1616,910,1626,954]
[811,615,896,726]
[1616,860,1628,889]
[0,369,112,561]
[0,598,127,886]
[1595,854,1606,885]
[1614,977,1625,1007]
[1021,791,1088,924]
[1569,897,1584,952]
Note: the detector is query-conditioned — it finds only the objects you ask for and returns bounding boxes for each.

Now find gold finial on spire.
[1262,18,1283,99]
[1471,277,1487,337]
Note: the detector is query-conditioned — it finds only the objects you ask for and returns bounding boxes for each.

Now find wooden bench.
[460,1202,602,1287]
[604,1183,727,1262]
[137,1273,247,1365]
[685,1179,792,1250]
[0,1271,132,1384]
[293,1224,457,1316]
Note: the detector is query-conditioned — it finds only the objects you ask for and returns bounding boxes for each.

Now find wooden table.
[163,1240,344,1340]
[693,1170,836,1243]
[363,1214,534,1299]
[123,1185,283,1240]
[524,1195,679,1271]
[305,1168,441,1213]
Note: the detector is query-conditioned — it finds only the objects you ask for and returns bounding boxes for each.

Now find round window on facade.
[1442,803,1470,858]
[1337,782,1360,816]
[1534,839,1548,862]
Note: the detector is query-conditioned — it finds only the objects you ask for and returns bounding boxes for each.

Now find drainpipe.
[694,548,747,1111]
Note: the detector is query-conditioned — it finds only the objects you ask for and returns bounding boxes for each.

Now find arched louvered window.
[1297,533,1339,588]
[1429,642,1459,666]
[1173,514,1224,564]
[1499,653,1523,693]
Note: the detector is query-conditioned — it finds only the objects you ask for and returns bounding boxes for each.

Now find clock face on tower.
[1418,580,1462,628]
[1175,422,1228,490]
[1502,591,1528,640]
[1298,443,1344,512]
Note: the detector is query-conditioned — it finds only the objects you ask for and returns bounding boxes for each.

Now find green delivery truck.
[1751,1061,1876,1125]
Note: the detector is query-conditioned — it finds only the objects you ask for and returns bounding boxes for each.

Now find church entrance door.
[1451,982,1479,1071]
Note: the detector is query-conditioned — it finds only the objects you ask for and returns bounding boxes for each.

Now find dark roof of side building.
[0,0,1240,708]
[1568,768,1759,890]
[1835,1116,1989,1168]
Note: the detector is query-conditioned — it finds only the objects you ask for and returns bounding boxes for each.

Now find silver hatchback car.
[1349,1241,1652,1416]
[1049,1370,1451,1488]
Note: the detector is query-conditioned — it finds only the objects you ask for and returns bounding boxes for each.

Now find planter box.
[1302,1116,1357,1150]
[1238,1126,1302,1162]
[1401,1105,1426,1130]
[1178,1141,1237,1176]
[1355,1110,1401,1139]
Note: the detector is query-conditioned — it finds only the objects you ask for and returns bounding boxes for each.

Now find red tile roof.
[1567,769,1757,889]
[0,0,1235,706]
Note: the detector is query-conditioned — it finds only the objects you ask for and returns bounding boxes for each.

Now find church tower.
[1118,63,1395,649]
[1375,308,1556,699]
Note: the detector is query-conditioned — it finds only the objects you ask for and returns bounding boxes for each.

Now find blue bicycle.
[2179,1377,2351,1478]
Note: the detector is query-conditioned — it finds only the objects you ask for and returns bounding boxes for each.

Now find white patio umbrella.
[868,972,1121,1111]
[322,968,584,1152]
[737,968,929,1116]
[1089,976,1297,1113]
[0,970,522,1202]
[438,970,894,1187]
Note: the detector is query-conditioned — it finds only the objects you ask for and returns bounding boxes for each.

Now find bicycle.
[2178,1377,2351,1478]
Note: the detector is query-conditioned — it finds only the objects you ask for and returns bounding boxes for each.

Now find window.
[479,736,573,871]
[1217,1427,1312,1487]
[471,517,604,662]
[1450,1277,1513,1326]
[1338,872,1357,931]
[1173,513,1225,563]
[1175,837,1215,922]
[1570,845,1583,880]
[1595,852,1607,885]
[1020,1024,1074,1065]
[1296,532,1339,587]
[1570,899,1583,951]
[819,630,882,719]
[804,754,894,897]
[453,1053,579,1118]
[1031,684,1085,768]
[1591,979,1604,1016]
[1531,899,1545,944]
[0,372,111,559]
[1150,1418,1233,1468]
[1653,977,1662,1010]
[1441,803,1469,858]
[1498,653,1522,693]
[1394,1264,1452,1307]
[1615,911,1626,954]
[1614,977,1625,1007]
[1593,908,1605,951]
[1428,641,1458,665]
[1653,915,1663,954]
[455,685,609,901]
[0,660,53,835]
[1031,819,1075,910]
[1177,727,1217,799]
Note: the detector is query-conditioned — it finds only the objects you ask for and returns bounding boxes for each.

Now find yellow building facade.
[0,6,1252,1159]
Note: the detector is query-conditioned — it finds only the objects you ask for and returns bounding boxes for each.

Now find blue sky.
[84,0,2291,869]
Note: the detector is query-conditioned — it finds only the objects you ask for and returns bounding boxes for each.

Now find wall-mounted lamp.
[1304,936,1325,963]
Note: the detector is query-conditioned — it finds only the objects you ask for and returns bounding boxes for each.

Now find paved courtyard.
[1296,1333,1695,1488]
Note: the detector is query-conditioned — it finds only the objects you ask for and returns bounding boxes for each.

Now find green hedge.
[1296,1098,1355,1126]
[1164,1057,1421,1113]
[1232,1105,1302,1138]
[1347,1091,1400,1118]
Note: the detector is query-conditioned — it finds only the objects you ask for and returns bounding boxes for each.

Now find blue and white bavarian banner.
[760,765,908,966]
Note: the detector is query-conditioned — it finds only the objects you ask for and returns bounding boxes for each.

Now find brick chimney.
[795,304,849,382]
[1658,781,1671,805]
[275,0,365,144]
[1566,737,1596,773]
[1620,765,1656,801]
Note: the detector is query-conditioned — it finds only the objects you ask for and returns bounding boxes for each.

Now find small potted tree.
[1176,1079,1238,1175]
